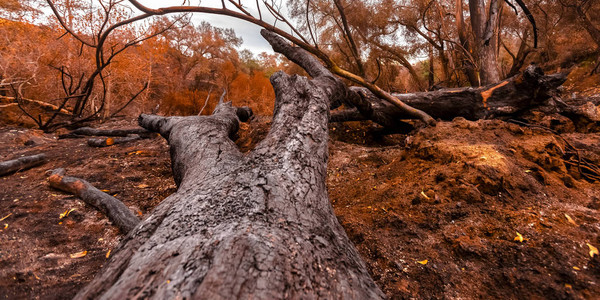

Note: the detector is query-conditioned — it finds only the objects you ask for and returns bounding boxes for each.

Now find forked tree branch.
[126,0,436,124]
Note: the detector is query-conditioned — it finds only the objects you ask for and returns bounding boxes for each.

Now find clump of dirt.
[0,116,599,299]
[328,118,600,299]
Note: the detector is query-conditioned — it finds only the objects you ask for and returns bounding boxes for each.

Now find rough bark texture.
[456,0,479,86]
[334,65,568,129]
[87,135,143,147]
[0,153,47,176]
[75,30,383,299]
[469,0,501,85]
[48,168,140,233]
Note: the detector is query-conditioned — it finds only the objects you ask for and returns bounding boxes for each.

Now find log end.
[48,168,86,196]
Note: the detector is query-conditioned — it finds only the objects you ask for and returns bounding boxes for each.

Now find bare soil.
[1,115,599,299]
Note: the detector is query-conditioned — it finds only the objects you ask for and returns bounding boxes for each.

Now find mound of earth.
[328,118,600,299]
[0,117,599,299]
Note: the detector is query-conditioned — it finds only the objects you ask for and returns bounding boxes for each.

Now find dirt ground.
[0,114,599,299]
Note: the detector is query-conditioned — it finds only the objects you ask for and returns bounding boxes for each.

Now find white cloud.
[139,0,296,55]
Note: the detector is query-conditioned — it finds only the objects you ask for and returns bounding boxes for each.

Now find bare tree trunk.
[438,44,451,82]
[456,0,479,86]
[469,0,501,85]
[75,30,384,299]
[374,42,427,91]
[504,30,533,77]
[576,5,600,49]
[428,43,435,88]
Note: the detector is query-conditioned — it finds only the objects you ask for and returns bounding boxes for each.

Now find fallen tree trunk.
[0,153,47,176]
[87,134,143,147]
[75,30,383,299]
[332,65,571,129]
[48,168,139,233]
[59,127,152,138]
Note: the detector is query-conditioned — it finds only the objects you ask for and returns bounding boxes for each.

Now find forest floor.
[0,110,599,299]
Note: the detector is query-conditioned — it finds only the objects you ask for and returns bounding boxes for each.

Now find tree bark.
[456,0,479,86]
[87,135,143,147]
[0,154,47,176]
[48,168,140,233]
[335,65,568,128]
[469,0,501,85]
[75,30,383,299]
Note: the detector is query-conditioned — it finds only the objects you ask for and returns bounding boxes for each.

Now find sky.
[141,0,290,55]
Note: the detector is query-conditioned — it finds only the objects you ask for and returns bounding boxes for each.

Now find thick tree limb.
[48,168,140,233]
[75,30,383,299]
[87,134,143,147]
[0,154,47,176]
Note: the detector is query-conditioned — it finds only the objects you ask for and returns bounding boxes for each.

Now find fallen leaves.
[59,208,75,219]
[514,232,524,243]
[417,260,428,265]
[70,250,87,258]
[137,184,149,189]
[564,214,577,226]
[128,150,144,155]
[106,250,111,258]
[586,243,598,258]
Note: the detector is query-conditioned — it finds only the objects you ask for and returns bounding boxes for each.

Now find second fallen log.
[0,153,47,176]
[48,168,140,233]
[87,134,143,147]
[334,65,570,128]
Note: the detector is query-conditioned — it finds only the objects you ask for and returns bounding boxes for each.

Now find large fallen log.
[332,65,572,129]
[48,168,139,233]
[75,30,383,299]
[0,153,47,176]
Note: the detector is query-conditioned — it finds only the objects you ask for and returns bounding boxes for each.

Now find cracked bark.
[75,30,383,299]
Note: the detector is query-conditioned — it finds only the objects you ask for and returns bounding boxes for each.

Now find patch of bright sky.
[140,0,293,55]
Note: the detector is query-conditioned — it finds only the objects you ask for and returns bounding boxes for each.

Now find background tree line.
[0,0,598,130]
